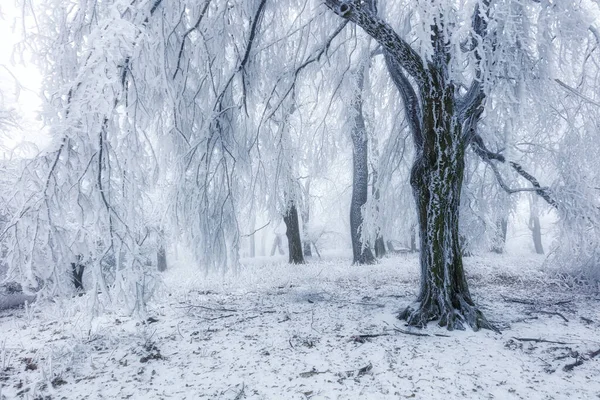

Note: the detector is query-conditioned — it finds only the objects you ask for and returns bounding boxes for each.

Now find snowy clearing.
[1,253,599,400]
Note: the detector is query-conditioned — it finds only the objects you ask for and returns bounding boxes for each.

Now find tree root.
[398,296,499,332]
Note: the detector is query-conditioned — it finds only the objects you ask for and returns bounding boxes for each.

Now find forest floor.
[0,252,599,399]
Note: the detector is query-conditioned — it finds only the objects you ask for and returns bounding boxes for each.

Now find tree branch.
[324,0,426,84]
[384,52,423,149]
[470,134,558,208]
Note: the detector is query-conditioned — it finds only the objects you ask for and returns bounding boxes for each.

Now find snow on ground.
[0,252,599,399]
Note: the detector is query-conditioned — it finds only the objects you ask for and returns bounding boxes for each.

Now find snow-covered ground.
[1,253,599,399]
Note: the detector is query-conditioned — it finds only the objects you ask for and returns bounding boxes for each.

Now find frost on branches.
[1,0,599,328]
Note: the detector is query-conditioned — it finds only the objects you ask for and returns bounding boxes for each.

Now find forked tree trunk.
[284,203,305,264]
[350,62,375,265]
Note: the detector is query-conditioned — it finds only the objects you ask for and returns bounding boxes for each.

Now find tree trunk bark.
[528,195,544,254]
[410,224,418,252]
[491,218,508,254]
[157,246,167,272]
[249,214,256,258]
[284,203,305,264]
[530,216,544,254]
[157,230,167,272]
[398,84,494,331]
[350,63,375,265]
[301,180,313,258]
[71,257,85,292]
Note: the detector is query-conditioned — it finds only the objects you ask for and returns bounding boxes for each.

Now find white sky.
[0,3,48,157]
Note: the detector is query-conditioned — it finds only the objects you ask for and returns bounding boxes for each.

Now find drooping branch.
[324,0,426,84]
[554,79,600,108]
[215,0,267,109]
[470,135,559,208]
[258,20,349,126]
[384,52,423,149]
[173,0,212,80]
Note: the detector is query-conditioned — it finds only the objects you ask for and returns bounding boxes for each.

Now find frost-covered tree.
[6,0,600,326]
[325,0,600,330]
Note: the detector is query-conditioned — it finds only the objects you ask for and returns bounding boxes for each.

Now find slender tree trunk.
[157,229,167,272]
[270,235,284,256]
[157,246,167,272]
[283,203,305,264]
[301,180,313,258]
[528,195,544,254]
[71,256,85,292]
[410,223,418,252]
[530,215,544,254]
[491,218,508,254]
[370,124,386,259]
[372,162,386,259]
[249,214,256,258]
[350,63,375,265]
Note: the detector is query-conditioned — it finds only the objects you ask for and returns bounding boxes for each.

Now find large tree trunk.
[350,63,375,265]
[398,82,494,331]
[283,203,305,264]
[325,0,494,330]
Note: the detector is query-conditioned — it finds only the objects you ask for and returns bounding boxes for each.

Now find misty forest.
[0,0,599,398]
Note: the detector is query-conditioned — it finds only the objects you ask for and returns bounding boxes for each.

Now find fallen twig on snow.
[391,327,450,338]
[580,316,594,324]
[512,337,573,345]
[349,302,385,308]
[501,296,573,307]
[352,333,390,343]
[233,383,245,400]
[180,304,238,312]
[501,296,536,305]
[299,368,329,378]
[535,310,569,323]
[203,314,235,321]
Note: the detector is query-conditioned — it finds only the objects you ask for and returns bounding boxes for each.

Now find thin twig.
[180,304,238,312]
[501,295,536,305]
[512,337,573,345]
[536,310,569,323]
[392,327,430,337]
[233,382,245,400]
